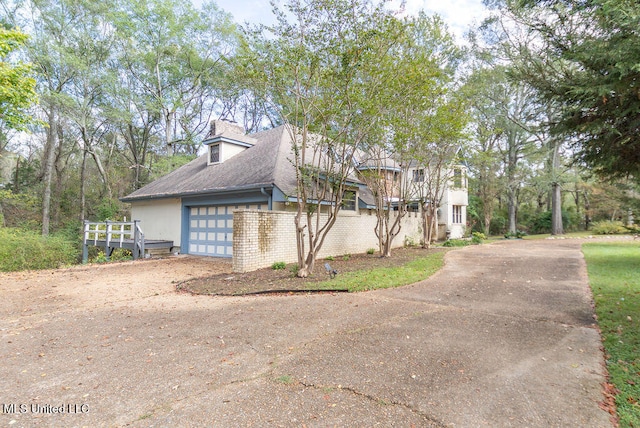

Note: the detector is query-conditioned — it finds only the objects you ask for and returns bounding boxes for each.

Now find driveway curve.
[0,239,612,427]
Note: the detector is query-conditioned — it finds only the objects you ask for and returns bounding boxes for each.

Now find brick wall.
[232,209,423,272]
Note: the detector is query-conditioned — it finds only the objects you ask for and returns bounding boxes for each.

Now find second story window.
[453,168,466,188]
[412,169,424,182]
[210,144,220,163]
[341,190,356,211]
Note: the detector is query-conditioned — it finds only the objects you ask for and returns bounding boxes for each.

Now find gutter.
[261,187,273,210]
[120,183,275,203]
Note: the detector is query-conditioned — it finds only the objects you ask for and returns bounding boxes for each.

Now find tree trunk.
[165,110,175,156]
[89,149,111,199]
[583,191,591,230]
[549,138,563,235]
[41,108,57,236]
[80,148,87,221]
[422,203,437,249]
[507,187,517,234]
[52,126,65,228]
[483,214,491,236]
[294,210,309,277]
[551,182,563,235]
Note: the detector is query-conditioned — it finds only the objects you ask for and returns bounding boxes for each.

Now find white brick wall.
[232,209,423,272]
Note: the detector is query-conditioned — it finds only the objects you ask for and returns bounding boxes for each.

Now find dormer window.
[209,144,220,164]
[203,120,256,166]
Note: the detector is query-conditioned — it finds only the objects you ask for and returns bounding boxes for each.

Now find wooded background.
[0,0,638,249]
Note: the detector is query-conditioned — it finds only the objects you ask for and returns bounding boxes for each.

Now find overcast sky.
[209,0,489,42]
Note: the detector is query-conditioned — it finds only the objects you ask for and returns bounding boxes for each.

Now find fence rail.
[82,220,145,263]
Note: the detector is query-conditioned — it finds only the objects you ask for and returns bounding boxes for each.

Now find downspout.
[261,187,272,210]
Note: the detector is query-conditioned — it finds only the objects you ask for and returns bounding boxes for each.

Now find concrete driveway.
[0,240,612,427]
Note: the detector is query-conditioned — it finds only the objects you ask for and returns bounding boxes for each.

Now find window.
[209,144,220,163]
[452,205,463,224]
[412,169,424,182]
[453,168,465,188]
[341,190,356,211]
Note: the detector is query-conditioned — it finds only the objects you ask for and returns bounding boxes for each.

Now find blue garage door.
[188,206,234,257]
[187,204,265,257]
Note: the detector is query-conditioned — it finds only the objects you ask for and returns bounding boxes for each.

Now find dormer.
[203,120,256,165]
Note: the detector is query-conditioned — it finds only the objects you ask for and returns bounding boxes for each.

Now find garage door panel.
[188,205,234,257]
[187,203,263,258]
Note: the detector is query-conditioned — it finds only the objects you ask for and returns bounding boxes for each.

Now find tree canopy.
[0,26,37,132]
[500,0,640,180]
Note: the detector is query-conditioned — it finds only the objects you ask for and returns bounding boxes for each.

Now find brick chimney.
[207,119,245,139]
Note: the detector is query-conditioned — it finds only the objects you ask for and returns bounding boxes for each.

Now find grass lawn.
[313,251,446,292]
[583,242,640,427]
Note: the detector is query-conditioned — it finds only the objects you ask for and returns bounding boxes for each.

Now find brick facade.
[232,209,424,272]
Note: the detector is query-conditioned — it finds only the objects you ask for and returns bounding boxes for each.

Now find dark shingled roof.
[121,125,295,202]
[121,124,372,205]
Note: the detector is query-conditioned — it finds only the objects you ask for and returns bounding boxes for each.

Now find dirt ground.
[0,239,616,427]
[179,247,447,295]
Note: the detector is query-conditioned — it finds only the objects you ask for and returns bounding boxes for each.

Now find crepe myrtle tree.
[357,139,411,257]
[358,12,466,255]
[241,0,405,277]
[410,97,468,248]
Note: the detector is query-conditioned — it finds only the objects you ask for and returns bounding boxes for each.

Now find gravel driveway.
[0,240,612,427]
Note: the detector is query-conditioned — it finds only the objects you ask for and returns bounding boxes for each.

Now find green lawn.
[583,242,640,427]
[314,251,446,292]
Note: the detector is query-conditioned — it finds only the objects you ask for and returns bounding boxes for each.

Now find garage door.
[187,204,264,257]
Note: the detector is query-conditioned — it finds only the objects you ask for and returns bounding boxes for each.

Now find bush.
[528,210,573,234]
[0,227,78,271]
[366,248,376,255]
[591,220,629,235]
[0,190,41,229]
[271,261,286,270]
[489,215,507,236]
[504,230,527,239]
[88,248,133,263]
[442,239,470,247]
[471,232,486,244]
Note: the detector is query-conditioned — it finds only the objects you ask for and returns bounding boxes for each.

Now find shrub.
[0,190,41,229]
[271,261,286,270]
[489,215,507,236]
[404,236,418,247]
[0,227,78,271]
[110,248,133,261]
[471,232,486,244]
[591,220,628,235]
[366,248,376,255]
[325,255,335,261]
[504,230,527,239]
[442,239,470,247]
[528,210,573,234]
[342,254,351,261]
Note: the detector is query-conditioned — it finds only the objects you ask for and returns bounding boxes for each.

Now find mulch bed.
[177,247,447,296]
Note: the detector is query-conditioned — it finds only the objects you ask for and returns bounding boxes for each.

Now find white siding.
[130,198,182,246]
[220,142,247,163]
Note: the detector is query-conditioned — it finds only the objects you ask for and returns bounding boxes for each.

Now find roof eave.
[120,183,275,203]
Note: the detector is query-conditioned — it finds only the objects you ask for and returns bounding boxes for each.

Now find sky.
[210,0,490,42]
